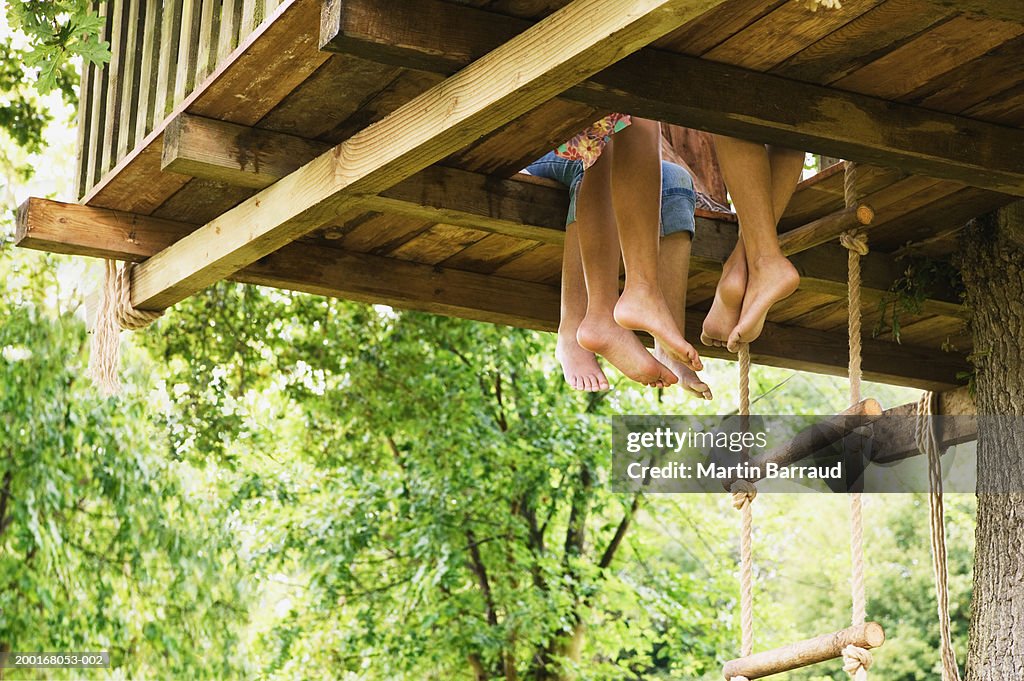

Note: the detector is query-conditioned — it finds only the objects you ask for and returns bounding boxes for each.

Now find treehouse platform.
[16,0,1024,392]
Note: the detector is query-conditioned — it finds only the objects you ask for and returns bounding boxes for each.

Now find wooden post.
[721,622,885,679]
[726,399,884,488]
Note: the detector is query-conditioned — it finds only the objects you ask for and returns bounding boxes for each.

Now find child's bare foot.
[701,260,746,348]
[613,282,703,372]
[556,329,609,392]
[654,342,713,400]
[727,255,800,352]
[578,314,679,388]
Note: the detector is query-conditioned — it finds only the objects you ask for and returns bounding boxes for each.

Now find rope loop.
[842,645,873,681]
[112,262,164,330]
[88,259,165,395]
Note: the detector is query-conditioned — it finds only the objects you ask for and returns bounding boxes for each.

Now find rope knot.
[842,644,873,680]
[840,230,870,256]
[729,480,757,510]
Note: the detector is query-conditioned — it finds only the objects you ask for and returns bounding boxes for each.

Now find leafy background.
[0,5,973,680]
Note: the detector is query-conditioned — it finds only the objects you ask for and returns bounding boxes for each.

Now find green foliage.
[874,256,965,345]
[0,241,254,679]
[6,0,110,99]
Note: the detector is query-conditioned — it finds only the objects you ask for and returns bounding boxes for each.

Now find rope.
[88,259,165,396]
[729,344,755,681]
[841,161,872,680]
[799,0,842,10]
[916,392,962,681]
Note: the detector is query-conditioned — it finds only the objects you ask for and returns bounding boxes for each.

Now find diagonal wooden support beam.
[16,197,970,389]
[161,113,967,319]
[322,0,1024,196]
[128,0,730,311]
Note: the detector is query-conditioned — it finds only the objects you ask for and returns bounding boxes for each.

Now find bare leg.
[710,135,803,351]
[575,145,679,388]
[702,145,804,348]
[607,118,702,371]
[556,222,610,391]
[656,231,713,399]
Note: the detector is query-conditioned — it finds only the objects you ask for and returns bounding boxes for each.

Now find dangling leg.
[608,118,702,371]
[556,221,610,391]
[575,141,679,388]
[711,135,803,351]
[657,229,713,399]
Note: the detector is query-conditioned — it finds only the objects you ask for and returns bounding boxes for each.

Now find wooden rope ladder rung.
[723,623,885,680]
[723,160,885,681]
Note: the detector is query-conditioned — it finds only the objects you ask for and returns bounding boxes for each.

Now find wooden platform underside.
[20,0,1024,389]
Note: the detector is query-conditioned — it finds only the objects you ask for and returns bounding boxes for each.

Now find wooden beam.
[722,623,885,680]
[15,198,970,389]
[128,0,730,312]
[924,0,1024,23]
[323,0,1024,196]
[727,399,884,488]
[871,386,978,463]
[160,114,966,319]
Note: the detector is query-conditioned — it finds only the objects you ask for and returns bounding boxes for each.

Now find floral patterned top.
[554,113,631,169]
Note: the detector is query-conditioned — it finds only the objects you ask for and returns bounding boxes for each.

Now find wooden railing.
[76,0,286,199]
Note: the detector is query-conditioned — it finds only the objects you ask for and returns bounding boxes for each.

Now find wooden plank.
[129,0,732,311]
[134,0,163,145]
[327,0,1024,195]
[218,0,244,62]
[254,54,406,140]
[115,0,144,162]
[440,233,542,274]
[83,0,115,195]
[923,0,1024,23]
[173,0,202,107]
[388,223,490,265]
[99,0,128,175]
[75,0,99,198]
[154,0,184,123]
[162,113,331,188]
[195,0,222,83]
[962,81,1024,127]
[654,0,787,55]
[157,113,965,316]
[16,197,968,389]
[905,34,1024,113]
[832,14,1024,101]
[84,0,329,213]
[702,0,882,72]
[771,0,954,84]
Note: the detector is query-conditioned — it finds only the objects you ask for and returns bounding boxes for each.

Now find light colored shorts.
[524,151,696,237]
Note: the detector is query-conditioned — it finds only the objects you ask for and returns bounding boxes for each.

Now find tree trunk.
[957,205,1024,680]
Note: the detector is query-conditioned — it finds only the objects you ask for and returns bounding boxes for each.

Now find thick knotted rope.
[88,259,164,395]
[916,391,963,681]
[840,160,871,680]
[729,345,755,681]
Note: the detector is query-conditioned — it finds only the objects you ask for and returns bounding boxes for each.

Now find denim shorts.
[523,151,696,237]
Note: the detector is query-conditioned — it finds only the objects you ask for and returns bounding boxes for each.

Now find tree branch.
[0,470,12,539]
[465,528,500,628]
[598,493,642,570]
